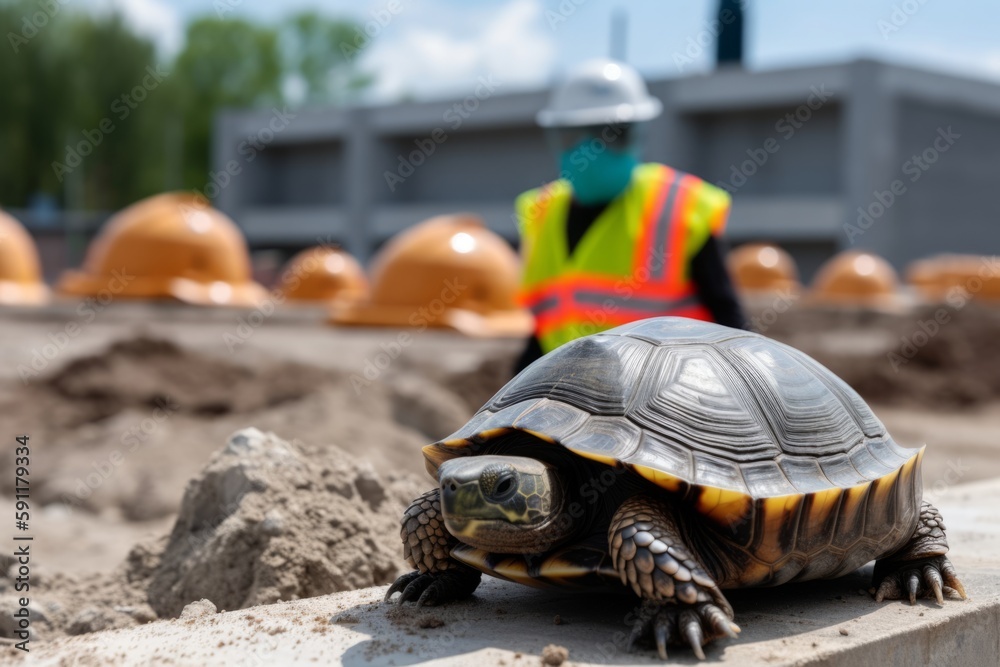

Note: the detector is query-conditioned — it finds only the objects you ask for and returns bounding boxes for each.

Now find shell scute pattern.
[423,318,925,587]
[622,330,910,496]
[628,345,782,466]
[466,325,915,499]
[493,335,654,415]
[715,337,868,458]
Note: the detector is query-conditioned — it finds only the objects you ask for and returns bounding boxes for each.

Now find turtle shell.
[424,317,923,587]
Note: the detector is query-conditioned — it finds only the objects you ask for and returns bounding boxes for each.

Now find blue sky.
[84,0,1000,101]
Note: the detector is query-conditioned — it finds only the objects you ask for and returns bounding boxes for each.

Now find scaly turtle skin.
[386,317,967,660]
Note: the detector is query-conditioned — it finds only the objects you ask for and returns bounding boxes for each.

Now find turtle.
[385,317,967,660]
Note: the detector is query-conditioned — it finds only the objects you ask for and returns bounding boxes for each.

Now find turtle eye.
[483,469,518,502]
[495,477,514,496]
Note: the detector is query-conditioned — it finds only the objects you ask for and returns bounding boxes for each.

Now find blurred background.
[3,0,1000,275]
[2,0,1000,646]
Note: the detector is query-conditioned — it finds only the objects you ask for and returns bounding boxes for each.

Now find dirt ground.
[1,301,999,649]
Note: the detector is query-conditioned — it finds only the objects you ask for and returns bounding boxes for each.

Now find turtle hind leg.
[385,488,482,606]
[872,500,967,605]
[609,495,740,661]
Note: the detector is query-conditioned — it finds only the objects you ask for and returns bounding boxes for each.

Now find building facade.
[205,58,1000,280]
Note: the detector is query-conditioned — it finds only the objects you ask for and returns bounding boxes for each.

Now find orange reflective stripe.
[633,165,676,272]
[521,272,691,309]
[646,174,682,283]
[527,276,701,325]
[663,174,698,287]
[536,296,712,335]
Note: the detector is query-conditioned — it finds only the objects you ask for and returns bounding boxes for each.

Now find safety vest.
[516,163,730,354]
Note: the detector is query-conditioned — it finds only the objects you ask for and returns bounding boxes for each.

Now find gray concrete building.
[213,58,1000,280]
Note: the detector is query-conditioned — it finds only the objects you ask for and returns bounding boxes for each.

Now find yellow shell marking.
[840,480,872,513]
[421,444,457,473]
[538,556,592,579]
[493,557,547,588]
[521,428,557,444]
[755,493,804,563]
[696,487,752,526]
[631,463,685,492]
[452,546,545,588]
[735,559,773,587]
[565,447,619,467]
[806,487,842,526]
[451,546,491,570]
[901,447,924,493]
[871,465,901,506]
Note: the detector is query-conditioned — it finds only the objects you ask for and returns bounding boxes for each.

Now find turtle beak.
[439,484,477,534]
[438,460,483,527]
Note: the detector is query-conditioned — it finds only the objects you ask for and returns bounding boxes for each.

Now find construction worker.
[514,59,746,372]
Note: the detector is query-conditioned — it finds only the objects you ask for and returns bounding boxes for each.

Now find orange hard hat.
[57,192,266,306]
[332,214,532,336]
[907,254,1000,302]
[727,243,799,294]
[0,209,49,306]
[810,250,899,306]
[274,246,368,304]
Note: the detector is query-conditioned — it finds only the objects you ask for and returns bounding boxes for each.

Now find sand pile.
[0,428,424,640]
[0,334,461,519]
[387,372,471,441]
[42,336,330,422]
[829,305,1000,407]
[395,353,514,415]
[135,427,420,617]
[763,304,1000,408]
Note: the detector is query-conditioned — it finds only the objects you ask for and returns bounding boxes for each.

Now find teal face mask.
[559,139,639,205]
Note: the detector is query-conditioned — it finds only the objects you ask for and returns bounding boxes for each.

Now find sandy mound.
[823,307,1000,407]
[0,428,423,640]
[42,336,330,422]
[137,427,419,617]
[762,304,1000,408]
[0,334,464,519]
[387,372,471,441]
[399,353,514,415]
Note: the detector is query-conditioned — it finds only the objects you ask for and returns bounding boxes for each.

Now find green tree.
[169,17,283,190]
[0,3,166,209]
[0,6,376,209]
[54,12,169,209]
[280,12,373,105]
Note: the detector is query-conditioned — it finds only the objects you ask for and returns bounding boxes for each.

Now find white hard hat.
[537,59,662,128]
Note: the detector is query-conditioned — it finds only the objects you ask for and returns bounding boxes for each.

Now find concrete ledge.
[26,479,1000,666]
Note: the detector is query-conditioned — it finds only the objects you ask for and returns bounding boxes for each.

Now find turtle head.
[438,455,574,554]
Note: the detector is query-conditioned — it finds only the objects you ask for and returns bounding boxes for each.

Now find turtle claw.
[679,609,705,660]
[652,616,672,660]
[924,565,945,605]
[400,573,436,605]
[384,570,423,602]
[873,555,967,606]
[628,601,740,661]
[384,568,481,607]
[906,571,920,605]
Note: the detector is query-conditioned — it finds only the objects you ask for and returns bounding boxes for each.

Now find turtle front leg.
[872,501,967,605]
[385,488,482,606]
[609,495,740,661]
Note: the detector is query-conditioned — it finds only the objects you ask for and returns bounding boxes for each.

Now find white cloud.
[81,0,184,58]
[360,0,555,101]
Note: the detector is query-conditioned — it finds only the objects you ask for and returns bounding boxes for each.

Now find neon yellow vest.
[516,163,730,353]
